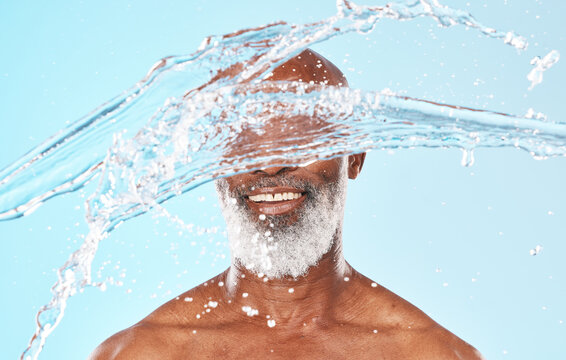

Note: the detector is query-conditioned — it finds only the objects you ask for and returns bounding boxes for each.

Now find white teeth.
[250,194,262,202]
[248,192,303,202]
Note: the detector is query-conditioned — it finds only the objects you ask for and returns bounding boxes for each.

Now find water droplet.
[529,245,543,256]
[242,306,259,317]
[461,148,475,167]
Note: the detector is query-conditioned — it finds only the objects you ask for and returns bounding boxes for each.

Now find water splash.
[525,108,548,121]
[527,49,560,90]
[1,0,558,359]
[0,0,529,222]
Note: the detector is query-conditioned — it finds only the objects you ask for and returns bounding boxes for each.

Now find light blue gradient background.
[1,1,565,359]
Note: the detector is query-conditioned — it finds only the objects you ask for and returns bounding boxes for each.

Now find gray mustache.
[237,176,317,197]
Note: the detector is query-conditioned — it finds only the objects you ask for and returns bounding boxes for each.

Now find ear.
[347,153,366,179]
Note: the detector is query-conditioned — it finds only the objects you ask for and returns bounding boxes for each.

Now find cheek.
[224,175,248,192]
[306,159,343,182]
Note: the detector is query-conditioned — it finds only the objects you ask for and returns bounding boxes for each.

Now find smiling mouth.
[248,191,303,202]
[244,188,307,215]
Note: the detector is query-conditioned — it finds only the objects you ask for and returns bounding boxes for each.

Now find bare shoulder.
[350,273,484,359]
[88,273,226,360]
[87,298,201,360]
[87,323,169,360]
[409,325,485,360]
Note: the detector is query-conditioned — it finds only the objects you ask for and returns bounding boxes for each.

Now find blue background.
[1,0,565,359]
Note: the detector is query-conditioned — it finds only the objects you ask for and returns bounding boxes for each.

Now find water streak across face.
[215,159,347,279]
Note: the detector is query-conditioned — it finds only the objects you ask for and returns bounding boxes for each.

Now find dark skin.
[89,50,484,360]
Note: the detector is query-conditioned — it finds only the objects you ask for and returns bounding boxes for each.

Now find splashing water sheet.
[1,1,565,359]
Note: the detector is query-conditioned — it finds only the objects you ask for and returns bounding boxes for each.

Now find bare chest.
[163,325,413,360]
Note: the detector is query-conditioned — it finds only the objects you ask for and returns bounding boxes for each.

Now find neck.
[222,234,353,330]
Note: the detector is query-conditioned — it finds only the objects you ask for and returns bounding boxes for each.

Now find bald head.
[267,49,348,87]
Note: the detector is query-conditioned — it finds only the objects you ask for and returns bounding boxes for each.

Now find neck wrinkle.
[222,237,352,328]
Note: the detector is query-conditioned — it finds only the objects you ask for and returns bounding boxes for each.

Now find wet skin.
[89,50,484,359]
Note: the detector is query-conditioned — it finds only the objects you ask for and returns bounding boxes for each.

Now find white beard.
[215,162,347,279]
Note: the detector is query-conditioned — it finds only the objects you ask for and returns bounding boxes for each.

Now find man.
[90,50,483,359]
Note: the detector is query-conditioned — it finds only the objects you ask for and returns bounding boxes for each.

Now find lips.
[245,187,306,216]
